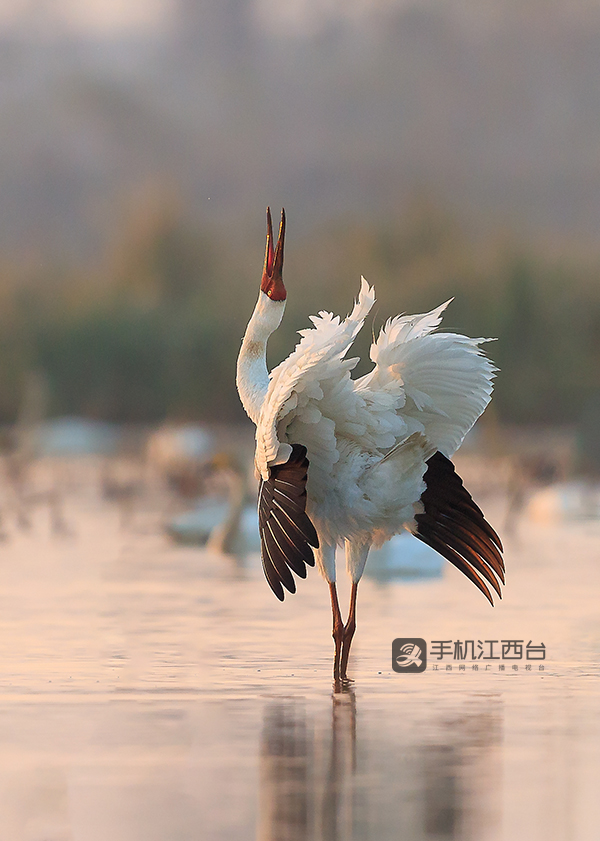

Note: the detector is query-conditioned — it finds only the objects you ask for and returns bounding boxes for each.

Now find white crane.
[237,208,504,682]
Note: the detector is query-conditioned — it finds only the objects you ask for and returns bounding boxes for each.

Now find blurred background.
[0,0,598,431]
[0,4,599,839]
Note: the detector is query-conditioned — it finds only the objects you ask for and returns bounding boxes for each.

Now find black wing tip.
[417,451,504,605]
[262,560,285,601]
[259,443,318,599]
[270,581,285,602]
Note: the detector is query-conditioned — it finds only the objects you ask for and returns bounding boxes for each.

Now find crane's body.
[237,209,504,683]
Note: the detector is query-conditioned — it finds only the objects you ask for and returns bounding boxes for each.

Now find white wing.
[356,300,496,457]
[255,278,376,481]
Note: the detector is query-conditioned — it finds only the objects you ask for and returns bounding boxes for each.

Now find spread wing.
[356,300,496,457]
[355,302,503,601]
[414,451,504,605]
[258,444,319,600]
[254,277,376,481]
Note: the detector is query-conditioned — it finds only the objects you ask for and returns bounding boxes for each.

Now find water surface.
[0,491,597,840]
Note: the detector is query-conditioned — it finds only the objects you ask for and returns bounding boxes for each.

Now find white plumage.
[257,277,494,550]
[237,209,503,683]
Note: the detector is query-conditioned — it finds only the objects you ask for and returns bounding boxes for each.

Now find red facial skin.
[260,207,286,301]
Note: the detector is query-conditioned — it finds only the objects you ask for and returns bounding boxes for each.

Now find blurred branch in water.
[0,194,598,426]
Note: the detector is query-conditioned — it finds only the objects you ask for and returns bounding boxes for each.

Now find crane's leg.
[340,582,358,681]
[329,582,344,683]
[341,541,370,681]
[315,543,343,681]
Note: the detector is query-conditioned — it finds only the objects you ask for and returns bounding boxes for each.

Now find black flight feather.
[258,443,319,600]
[414,451,504,604]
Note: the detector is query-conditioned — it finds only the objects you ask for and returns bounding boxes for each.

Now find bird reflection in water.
[258,686,356,841]
[258,691,500,840]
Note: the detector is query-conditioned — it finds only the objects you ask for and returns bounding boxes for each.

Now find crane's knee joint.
[343,618,356,642]
[333,621,344,644]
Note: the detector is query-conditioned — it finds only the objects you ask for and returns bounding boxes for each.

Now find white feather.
[239,277,497,580]
[255,277,375,478]
[358,300,496,456]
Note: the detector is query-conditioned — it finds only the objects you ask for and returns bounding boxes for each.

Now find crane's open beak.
[261,207,286,301]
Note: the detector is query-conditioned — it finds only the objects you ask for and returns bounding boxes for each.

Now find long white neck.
[236,291,286,424]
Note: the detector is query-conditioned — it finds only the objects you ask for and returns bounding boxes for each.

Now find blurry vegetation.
[0,195,598,426]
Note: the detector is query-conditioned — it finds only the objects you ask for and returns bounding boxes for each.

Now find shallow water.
[0,489,599,840]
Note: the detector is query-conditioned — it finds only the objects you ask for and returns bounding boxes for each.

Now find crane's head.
[261,207,286,301]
